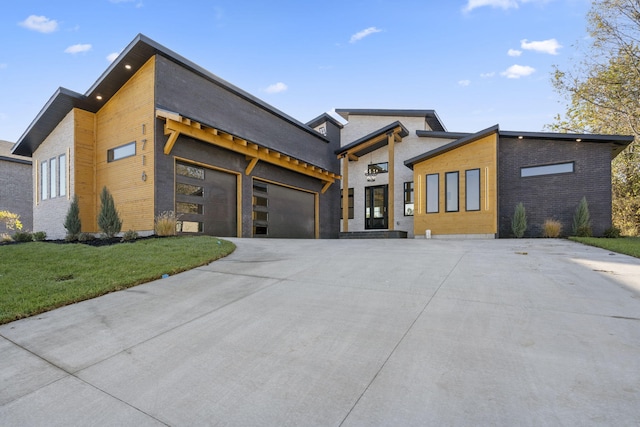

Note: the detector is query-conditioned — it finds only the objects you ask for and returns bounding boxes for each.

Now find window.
[41,161,48,201]
[521,162,574,178]
[404,182,414,216]
[445,172,459,212]
[426,174,439,213]
[107,141,136,162]
[341,188,354,219]
[176,162,205,180]
[465,169,480,211]
[50,157,57,198]
[59,154,67,197]
[177,221,203,233]
[367,162,388,174]
[177,202,203,214]
[176,183,204,197]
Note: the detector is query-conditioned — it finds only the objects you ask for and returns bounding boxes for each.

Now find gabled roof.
[13,34,327,157]
[0,140,31,164]
[335,109,446,132]
[405,125,499,169]
[306,112,344,130]
[335,121,409,159]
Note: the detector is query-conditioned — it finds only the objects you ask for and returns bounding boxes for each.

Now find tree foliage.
[64,195,82,240]
[0,211,23,231]
[551,0,640,235]
[97,186,122,238]
[512,202,527,238]
[573,196,593,237]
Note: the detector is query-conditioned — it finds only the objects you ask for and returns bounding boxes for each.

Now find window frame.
[445,171,459,213]
[426,173,439,214]
[49,157,57,198]
[107,141,136,162]
[404,181,414,216]
[465,168,481,212]
[520,161,574,178]
[41,160,48,201]
[59,154,67,197]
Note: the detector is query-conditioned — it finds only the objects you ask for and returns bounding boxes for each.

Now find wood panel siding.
[95,56,156,232]
[413,133,498,236]
[74,108,97,231]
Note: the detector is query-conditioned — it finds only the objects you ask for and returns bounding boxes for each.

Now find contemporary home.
[0,140,32,233]
[11,34,633,239]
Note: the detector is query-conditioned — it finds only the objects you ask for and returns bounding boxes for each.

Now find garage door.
[175,161,237,236]
[252,180,315,238]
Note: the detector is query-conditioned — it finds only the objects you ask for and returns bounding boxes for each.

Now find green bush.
[512,202,527,238]
[13,231,33,242]
[77,232,96,242]
[64,195,82,240]
[33,231,47,241]
[604,226,621,238]
[97,186,122,238]
[572,196,592,237]
[122,229,139,242]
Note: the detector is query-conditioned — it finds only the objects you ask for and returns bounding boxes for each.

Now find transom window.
[107,142,136,162]
[521,162,574,178]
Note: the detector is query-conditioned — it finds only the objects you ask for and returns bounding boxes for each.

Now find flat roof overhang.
[335,121,409,160]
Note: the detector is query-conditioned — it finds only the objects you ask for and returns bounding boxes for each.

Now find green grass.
[0,236,235,324]
[570,236,640,258]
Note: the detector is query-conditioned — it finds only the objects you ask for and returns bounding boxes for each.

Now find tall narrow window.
[445,171,459,212]
[465,169,480,211]
[41,160,48,201]
[341,188,354,219]
[404,182,414,216]
[50,157,57,198]
[426,174,439,213]
[59,154,67,197]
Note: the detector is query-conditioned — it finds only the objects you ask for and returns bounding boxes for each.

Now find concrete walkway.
[1,238,639,426]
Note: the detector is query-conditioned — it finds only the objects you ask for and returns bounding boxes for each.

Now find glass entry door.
[365,185,388,229]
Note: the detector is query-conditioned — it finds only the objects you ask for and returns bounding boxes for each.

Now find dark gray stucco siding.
[0,159,33,233]
[498,138,614,237]
[154,56,337,173]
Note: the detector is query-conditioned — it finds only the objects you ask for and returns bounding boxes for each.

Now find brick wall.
[498,137,614,237]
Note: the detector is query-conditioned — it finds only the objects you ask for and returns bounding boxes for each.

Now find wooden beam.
[245,157,259,175]
[163,130,180,155]
[321,180,332,194]
[388,132,395,231]
[342,155,349,232]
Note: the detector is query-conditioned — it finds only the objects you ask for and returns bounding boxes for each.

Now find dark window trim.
[367,162,389,174]
[404,181,414,216]
[426,173,439,214]
[520,161,575,178]
[107,141,136,162]
[465,168,481,212]
[445,171,459,213]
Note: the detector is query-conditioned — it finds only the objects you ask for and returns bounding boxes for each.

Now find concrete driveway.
[1,238,639,426]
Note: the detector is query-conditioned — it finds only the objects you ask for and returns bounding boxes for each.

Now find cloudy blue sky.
[1,0,592,143]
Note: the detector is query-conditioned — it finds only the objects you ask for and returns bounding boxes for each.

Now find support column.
[341,155,349,232]
[387,132,395,230]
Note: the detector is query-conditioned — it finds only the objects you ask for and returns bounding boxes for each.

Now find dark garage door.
[253,180,315,238]
[176,161,237,236]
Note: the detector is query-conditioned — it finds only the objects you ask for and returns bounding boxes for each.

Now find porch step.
[339,230,408,239]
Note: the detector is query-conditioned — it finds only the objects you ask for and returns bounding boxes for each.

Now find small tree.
[64,195,82,240]
[0,210,23,231]
[512,202,527,238]
[572,196,592,237]
[97,186,122,238]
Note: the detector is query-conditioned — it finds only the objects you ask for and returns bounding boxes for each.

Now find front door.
[365,185,388,229]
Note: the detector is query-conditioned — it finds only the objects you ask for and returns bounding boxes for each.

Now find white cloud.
[501,64,536,79]
[19,15,58,33]
[265,82,288,94]
[480,71,496,78]
[350,27,382,43]
[508,48,522,57]
[463,0,551,12]
[521,38,562,55]
[458,80,471,87]
[107,52,120,62]
[64,44,92,54]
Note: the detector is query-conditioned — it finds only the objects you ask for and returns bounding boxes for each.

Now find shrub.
[13,231,33,242]
[0,210,23,231]
[572,196,592,237]
[511,202,527,238]
[121,229,139,242]
[1,233,13,242]
[604,226,621,238]
[542,219,562,238]
[155,211,179,236]
[33,231,47,241]
[77,232,96,242]
[64,195,82,240]
[97,186,122,238]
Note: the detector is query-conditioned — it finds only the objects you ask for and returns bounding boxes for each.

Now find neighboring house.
[0,140,32,234]
[337,112,633,238]
[11,34,633,240]
[12,34,342,240]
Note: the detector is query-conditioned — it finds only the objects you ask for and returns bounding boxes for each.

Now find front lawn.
[0,236,235,324]
[570,236,640,258]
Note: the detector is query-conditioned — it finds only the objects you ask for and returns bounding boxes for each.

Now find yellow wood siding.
[413,133,498,236]
[74,108,97,231]
[95,56,155,232]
